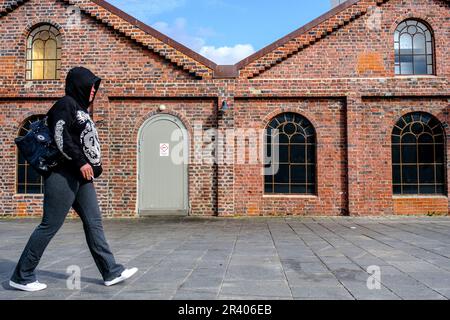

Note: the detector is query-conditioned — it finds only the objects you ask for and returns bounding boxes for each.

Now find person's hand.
[80,164,94,181]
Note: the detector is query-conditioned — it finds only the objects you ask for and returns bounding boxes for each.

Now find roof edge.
[90,0,218,71]
[234,0,361,70]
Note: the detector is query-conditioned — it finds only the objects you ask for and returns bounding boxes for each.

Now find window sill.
[263,194,318,199]
[393,75,437,79]
[392,195,448,199]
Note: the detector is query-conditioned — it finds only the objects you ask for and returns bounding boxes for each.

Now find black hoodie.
[47,67,103,180]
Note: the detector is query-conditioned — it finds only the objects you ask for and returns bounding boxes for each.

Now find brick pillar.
[346,94,363,216]
[216,83,235,216]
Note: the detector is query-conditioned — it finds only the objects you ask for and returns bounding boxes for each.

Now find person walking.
[10,67,138,292]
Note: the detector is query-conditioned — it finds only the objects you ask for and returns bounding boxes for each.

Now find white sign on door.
[160,143,170,157]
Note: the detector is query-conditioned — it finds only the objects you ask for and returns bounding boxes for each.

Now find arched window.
[265,112,317,195]
[392,112,446,195]
[394,19,434,75]
[26,24,61,80]
[17,115,46,194]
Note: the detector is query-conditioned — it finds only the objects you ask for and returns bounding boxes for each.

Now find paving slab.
[0,217,449,300]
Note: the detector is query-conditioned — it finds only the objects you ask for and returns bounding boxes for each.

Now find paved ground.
[0,216,450,300]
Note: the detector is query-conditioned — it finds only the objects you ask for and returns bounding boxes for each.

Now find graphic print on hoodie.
[47,67,103,179]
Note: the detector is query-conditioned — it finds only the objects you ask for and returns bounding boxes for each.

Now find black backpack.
[15,117,64,176]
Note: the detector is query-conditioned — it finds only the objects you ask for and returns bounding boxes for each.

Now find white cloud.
[152,18,206,51]
[200,44,255,65]
[152,19,255,65]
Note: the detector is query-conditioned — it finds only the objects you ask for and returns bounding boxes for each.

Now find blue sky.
[108,0,344,64]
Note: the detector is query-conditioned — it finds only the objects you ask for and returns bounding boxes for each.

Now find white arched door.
[138,115,189,216]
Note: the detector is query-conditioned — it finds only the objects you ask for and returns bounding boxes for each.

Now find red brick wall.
[393,196,448,215]
[106,99,218,217]
[0,0,449,217]
[347,97,450,216]
[233,99,348,216]
[247,0,449,79]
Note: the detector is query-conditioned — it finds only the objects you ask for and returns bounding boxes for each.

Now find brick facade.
[0,0,449,217]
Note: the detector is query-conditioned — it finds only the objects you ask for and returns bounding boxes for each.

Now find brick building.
[0,0,449,217]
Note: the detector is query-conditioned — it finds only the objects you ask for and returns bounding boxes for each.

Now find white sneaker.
[9,280,47,292]
[104,268,138,287]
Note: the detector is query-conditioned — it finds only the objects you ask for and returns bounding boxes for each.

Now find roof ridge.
[0,0,26,16]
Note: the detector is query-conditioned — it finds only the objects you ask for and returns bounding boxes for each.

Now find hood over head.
[65,67,102,110]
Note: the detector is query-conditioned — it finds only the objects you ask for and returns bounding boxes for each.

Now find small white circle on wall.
[159,105,167,111]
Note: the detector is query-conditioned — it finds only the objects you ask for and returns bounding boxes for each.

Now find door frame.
[137,114,190,216]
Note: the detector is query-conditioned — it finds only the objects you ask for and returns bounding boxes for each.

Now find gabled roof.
[2,0,448,79]
[1,0,218,78]
[235,0,385,78]
[236,0,450,78]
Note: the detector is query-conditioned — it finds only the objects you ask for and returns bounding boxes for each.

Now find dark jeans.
[10,167,124,284]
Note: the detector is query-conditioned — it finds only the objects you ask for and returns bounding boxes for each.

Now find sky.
[108,0,344,65]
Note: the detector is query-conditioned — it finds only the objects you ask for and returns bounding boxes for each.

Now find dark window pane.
[278,133,289,144]
[402,165,418,183]
[283,123,297,135]
[291,134,305,143]
[265,184,273,193]
[307,184,316,195]
[18,165,26,184]
[274,184,289,194]
[436,165,445,183]
[291,185,306,194]
[435,144,445,163]
[304,126,315,136]
[392,147,400,163]
[418,144,434,163]
[18,151,25,164]
[27,166,41,184]
[290,145,306,163]
[274,165,289,183]
[279,145,289,163]
[436,184,445,195]
[307,165,315,183]
[393,165,401,183]
[393,185,402,194]
[434,134,444,143]
[264,169,273,184]
[402,133,416,143]
[17,184,26,194]
[419,165,434,183]
[402,145,417,163]
[419,185,435,194]
[27,184,42,194]
[403,184,418,194]
[307,145,316,163]
[392,136,400,144]
[291,165,306,184]
[418,133,433,143]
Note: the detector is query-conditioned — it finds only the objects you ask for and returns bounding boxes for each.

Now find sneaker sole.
[9,280,47,292]
[104,268,138,287]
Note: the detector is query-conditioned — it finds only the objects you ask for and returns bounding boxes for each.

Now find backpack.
[15,117,64,176]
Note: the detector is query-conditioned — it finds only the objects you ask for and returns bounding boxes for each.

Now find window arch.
[392,112,446,195]
[26,24,61,80]
[17,115,46,194]
[264,112,317,195]
[394,19,434,75]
